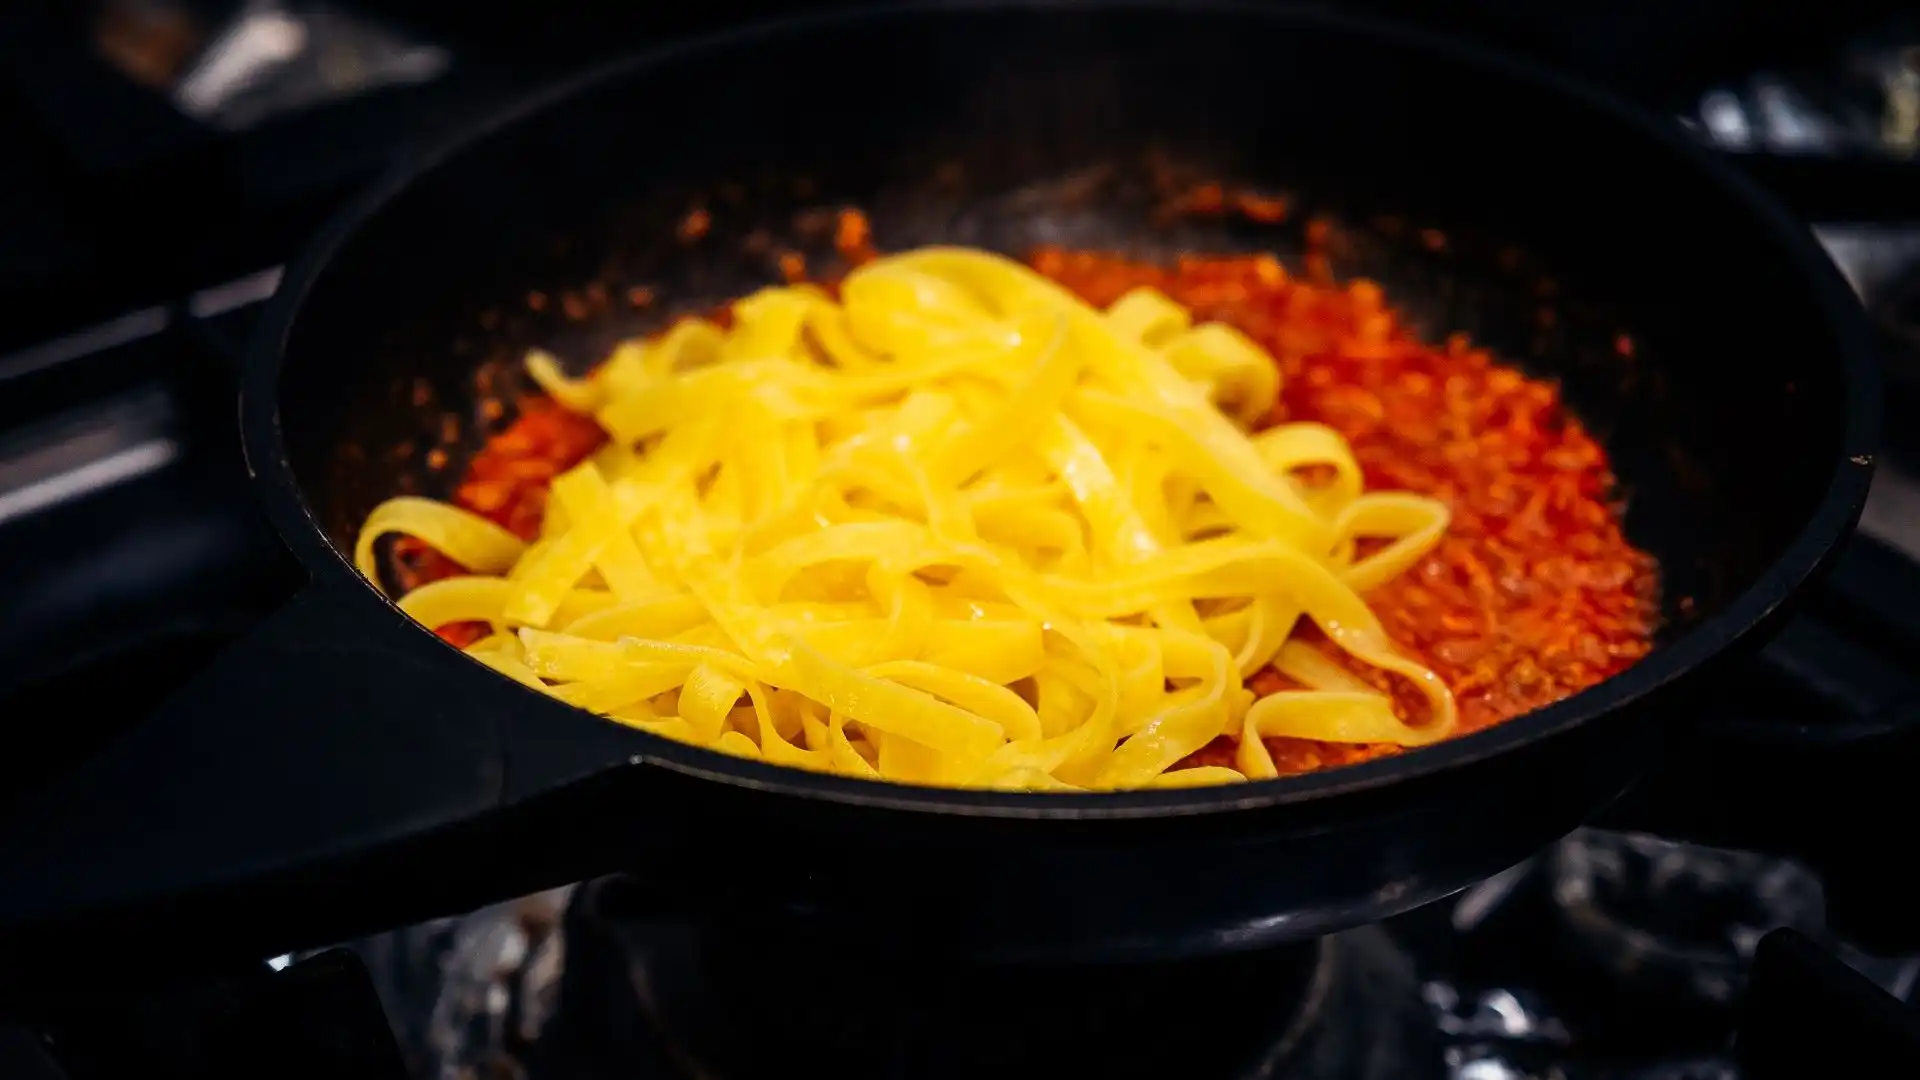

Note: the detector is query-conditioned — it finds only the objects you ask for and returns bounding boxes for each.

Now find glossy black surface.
[300,835,1920,1078]
[17,949,408,1080]
[1738,928,1920,1079]
[0,3,1883,968]
[542,875,1443,1079]
[0,1,535,355]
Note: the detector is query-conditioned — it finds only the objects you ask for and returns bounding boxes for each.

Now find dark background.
[0,0,1910,354]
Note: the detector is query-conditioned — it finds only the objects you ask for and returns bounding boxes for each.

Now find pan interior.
[278,6,1848,704]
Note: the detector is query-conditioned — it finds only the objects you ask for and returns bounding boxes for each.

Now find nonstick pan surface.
[0,2,1878,966]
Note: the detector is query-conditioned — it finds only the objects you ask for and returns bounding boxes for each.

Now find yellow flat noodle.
[1105,286,1191,348]
[597,318,728,402]
[459,633,545,690]
[552,466,659,603]
[525,349,603,413]
[1333,493,1451,592]
[468,649,546,690]
[1163,322,1280,424]
[862,660,1042,743]
[596,361,792,446]
[985,768,1085,791]
[398,576,617,635]
[874,730,950,785]
[925,315,1073,486]
[825,711,882,777]
[398,576,512,632]
[517,628,678,682]
[1253,422,1365,516]
[464,631,521,655]
[805,300,885,369]
[792,618,904,668]
[715,730,762,758]
[539,499,573,541]
[876,249,1330,548]
[1273,640,1379,693]
[1237,690,1448,779]
[501,463,646,625]
[782,641,1003,759]
[363,247,1465,790]
[593,341,650,400]
[353,497,526,588]
[561,593,709,640]
[1147,766,1249,789]
[841,266,1002,356]
[1232,594,1302,678]
[1095,632,1233,788]
[744,682,826,770]
[1035,416,1161,563]
[971,501,1086,568]
[722,287,813,363]
[1068,387,1328,550]
[648,319,726,377]
[867,564,935,658]
[616,715,700,742]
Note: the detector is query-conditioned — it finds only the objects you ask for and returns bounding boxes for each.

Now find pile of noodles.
[354,247,1455,790]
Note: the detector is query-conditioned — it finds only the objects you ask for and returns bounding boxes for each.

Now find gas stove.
[4,5,1920,1080]
[293,831,1920,1080]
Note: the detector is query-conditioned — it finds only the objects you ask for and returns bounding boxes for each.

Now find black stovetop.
[4,5,1920,1079]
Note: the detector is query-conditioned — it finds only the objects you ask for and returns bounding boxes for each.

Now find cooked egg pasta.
[355,246,1455,790]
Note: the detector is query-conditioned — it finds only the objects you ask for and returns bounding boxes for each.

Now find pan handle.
[0,583,660,976]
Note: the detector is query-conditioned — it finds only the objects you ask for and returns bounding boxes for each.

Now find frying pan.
[0,2,1883,968]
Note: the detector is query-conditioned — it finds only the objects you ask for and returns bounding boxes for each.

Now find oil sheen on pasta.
[358,244,1658,790]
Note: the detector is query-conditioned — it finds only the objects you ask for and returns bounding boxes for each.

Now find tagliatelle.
[354,246,1455,790]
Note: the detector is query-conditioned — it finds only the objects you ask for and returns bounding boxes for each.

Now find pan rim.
[240,0,1880,820]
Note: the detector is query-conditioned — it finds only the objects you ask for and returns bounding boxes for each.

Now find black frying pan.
[0,2,1883,968]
